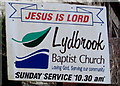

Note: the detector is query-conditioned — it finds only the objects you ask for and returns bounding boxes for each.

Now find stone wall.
[1,0,120,86]
[108,2,120,85]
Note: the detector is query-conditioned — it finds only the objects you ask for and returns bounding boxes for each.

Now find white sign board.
[6,2,111,84]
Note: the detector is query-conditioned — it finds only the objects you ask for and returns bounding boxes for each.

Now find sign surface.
[6,2,111,84]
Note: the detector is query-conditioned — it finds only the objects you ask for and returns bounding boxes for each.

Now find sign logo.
[15,49,49,69]
[12,27,51,47]
[12,27,51,69]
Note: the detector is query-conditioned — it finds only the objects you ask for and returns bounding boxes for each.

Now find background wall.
[0,0,120,86]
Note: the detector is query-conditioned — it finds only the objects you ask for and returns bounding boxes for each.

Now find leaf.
[12,27,51,43]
